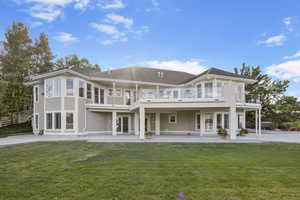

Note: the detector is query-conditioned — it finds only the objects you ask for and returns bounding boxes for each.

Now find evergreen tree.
[0,22,33,123]
[55,54,101,72]
[32,32,54,74]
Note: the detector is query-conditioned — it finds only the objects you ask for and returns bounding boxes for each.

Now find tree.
[55,54,101,72]
[234,63,290,127]
[0,22,33,123]
[32,32,54,74]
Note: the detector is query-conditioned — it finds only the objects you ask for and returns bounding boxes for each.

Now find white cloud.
[145,0,160,12]
[54,32,78,43]
[259,34,286,47]
[283,16,293,32]
[90,23,127,44]
[74,0,90,10]
[267,59,300,80]
[142,59,207,74]
[25,0,73,6]
[104,13,133,29]
[29,5,62,22]
[100,0,125,9]
[283,50,300,59]
[31,21,43,27]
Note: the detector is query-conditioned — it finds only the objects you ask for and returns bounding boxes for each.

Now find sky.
[1,0,300,98]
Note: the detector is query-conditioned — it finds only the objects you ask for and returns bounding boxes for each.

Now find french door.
[117,116,130,134]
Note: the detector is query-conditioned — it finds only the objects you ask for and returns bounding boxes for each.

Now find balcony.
[139,88,226,103]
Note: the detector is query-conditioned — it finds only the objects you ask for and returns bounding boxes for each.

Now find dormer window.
[157,71,164,79]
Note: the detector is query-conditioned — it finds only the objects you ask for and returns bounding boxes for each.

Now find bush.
[217,128,228,136]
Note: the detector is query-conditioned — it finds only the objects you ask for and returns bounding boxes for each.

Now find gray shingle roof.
[46,66,252,85]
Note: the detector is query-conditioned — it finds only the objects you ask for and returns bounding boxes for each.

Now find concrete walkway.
[1,132,300,147]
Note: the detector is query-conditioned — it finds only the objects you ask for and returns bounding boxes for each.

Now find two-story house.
[29,66,262,139]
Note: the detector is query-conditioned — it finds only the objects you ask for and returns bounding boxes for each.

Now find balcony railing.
[139,88,225,102]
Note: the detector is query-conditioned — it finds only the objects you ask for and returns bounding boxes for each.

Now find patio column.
[255,109,258,136]
[112,82,116,105]
[112,111,117,136]
[135,84,138,101]
[139,106,145,139]
[258,108,262,136]
[134,111,139,136]
[229,106,237,139]
[155,112,160,136]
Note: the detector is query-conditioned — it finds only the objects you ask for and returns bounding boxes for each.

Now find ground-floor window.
[224,114,229,129]
[195,113,201,130]
[35,114,39,130]
[204,113,214,131]
[46,113,53,129]
[168,114,177,124]
[54,112,61,129]
[217,113,222,128]
[66,112,74,130]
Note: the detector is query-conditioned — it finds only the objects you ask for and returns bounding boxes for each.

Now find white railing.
[139,88,225,101]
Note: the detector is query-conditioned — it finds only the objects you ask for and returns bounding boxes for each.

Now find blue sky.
[1,0,300,97]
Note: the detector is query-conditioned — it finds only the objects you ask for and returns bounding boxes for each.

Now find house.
[29,66,262,139]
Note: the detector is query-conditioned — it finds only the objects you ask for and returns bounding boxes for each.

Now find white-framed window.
[217,113,222,129]
[224,114,229,129]
[204,113,214,131]
[54,112,61,130]
[236,83,244,101]
[34,86,39,103]
[94,87,99,104]
[216,82,223,98]
[87,83,92,99]
[54,79,61,97]
[100,88,105,104]
[79,80,85,97]
[195,113,201,130]
[196,83,202,98]
[216,112,229,129]
[94,88,105,104]
[204,82,213,98]
[66,79,74,96]
[45,79,53,97]
[108,88,122,97]
[46,113,53,129]
[66,112,74,130]
[168,114,177,124]
[34,114,39,130]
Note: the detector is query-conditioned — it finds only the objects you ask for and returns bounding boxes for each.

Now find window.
[238,114,243,129]
[54,79,61,97]
[46,113,53,129]
[108,88,122,97]
[66,79,74,96]
[54,112,61,129]
[237,84,244,101]
[100,89,105,104]
[196,113,201,130]
[216,82,223,98]
[94,87,99,104]
[168,114,177,124]
[205,82,213,98]
[87,83,92,99]
[34,86,39,102]
[197,84,202,98]
[45,79,53,97]
[79,80,85,97]
[66,112,74,129]
[217,113,222,129]
[35,114,39,130]
[224,114,229,129]
[204,113,214,130]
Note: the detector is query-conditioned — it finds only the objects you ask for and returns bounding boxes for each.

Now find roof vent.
[157,71,164,79]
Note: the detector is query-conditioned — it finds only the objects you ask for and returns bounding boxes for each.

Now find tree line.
[0,22,100,124]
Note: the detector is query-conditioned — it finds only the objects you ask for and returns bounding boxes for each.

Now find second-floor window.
[79,80,85,97]
[94,87,99,104]
[66,79,74,96]
[34,86,39,102]
[204,82,213,98]
[100,88,105,104]
[197,84,202,98]
[87,83,92,99]
[46,79,61,97]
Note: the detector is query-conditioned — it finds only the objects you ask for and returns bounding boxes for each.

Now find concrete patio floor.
[1,132,300,147]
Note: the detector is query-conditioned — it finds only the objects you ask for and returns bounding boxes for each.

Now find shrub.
[217,128,228,136]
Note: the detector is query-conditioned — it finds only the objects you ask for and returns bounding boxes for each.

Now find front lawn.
[0,122,32,138]
[0,142,300,200]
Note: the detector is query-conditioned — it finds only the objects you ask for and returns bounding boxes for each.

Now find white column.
[112,82,116,105]
[156,85,159,98]
[243,110,246,129]
[229,106,237,139]
[139,106,145,139]
[200,112,204,136]
[134,111,139,136]
[155,112,160,136]
[258,108,262,136]
[135,84,138,101]
[112,111,117,136]
[255,110,258,136]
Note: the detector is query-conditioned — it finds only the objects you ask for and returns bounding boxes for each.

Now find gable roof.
[32,66,254,85]
[72,66,196,85]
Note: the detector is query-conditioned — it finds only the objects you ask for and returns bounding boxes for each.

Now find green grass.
[0,122,32,138]
[0,142,300,200]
